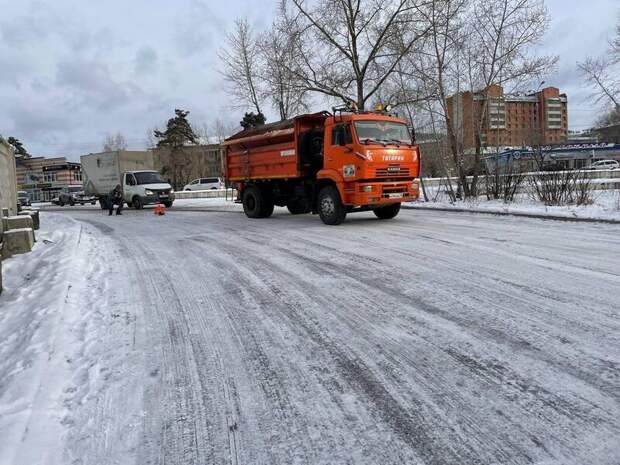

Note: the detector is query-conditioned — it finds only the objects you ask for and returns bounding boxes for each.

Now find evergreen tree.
[7,137,30,158]
[240,112,266,130]
[153,109,198,189]
[154,109,198,149]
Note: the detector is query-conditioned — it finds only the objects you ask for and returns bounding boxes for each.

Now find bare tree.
[260,6,309,119]
[578,57,620,110]
[578,15,620,111]
[213,118,237,144]
[462,0,556,196]
[578,14,620,139]
[404,0,469,196]
[103,132,127,152]
[613,16,620,61]
[287,0,430,110]
[219,18,264,115]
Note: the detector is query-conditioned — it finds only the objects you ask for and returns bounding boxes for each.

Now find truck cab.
[317,113,419,221]
[122,170,175,209]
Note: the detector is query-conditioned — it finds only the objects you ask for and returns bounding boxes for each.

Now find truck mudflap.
[342,179,419,206]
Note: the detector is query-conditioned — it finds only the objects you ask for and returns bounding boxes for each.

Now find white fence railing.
[422,170,620,191]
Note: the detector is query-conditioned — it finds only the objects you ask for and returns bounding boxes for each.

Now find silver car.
[183,177,224,191]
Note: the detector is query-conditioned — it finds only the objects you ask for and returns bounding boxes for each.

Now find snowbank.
[0,214,143,464]
[408,190,620,222]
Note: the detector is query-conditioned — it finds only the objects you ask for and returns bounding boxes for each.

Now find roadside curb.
[402,205,620,225]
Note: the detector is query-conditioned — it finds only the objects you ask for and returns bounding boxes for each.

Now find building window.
[74,170,83,181]
[43,172,58,183]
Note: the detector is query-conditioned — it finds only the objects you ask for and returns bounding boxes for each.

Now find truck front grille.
[375,165,410,177]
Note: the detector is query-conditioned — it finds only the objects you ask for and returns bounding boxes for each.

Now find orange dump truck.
[223,109,420,225]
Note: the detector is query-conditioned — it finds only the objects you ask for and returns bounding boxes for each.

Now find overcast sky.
[0,0,617,160]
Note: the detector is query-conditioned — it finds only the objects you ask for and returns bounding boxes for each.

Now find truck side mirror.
[410,126,417,144]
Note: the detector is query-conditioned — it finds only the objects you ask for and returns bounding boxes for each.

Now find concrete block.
[1,228,35,258]
[3,215,33,231]
[18,210,40,230]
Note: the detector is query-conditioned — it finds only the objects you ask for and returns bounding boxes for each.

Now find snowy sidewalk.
[407,190,620,223]
[0,215,143,465]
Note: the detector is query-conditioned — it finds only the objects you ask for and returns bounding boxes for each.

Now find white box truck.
[81,151,175,209]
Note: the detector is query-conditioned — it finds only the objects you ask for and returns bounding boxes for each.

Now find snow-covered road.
[1,205,619,464]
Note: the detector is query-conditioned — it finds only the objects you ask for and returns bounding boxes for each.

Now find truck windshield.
[134,172,164,185]
[354,121,412,145]
[68,187,82,193]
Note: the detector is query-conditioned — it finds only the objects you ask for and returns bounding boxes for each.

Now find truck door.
[329,123,355,179]
[124,173,137,202]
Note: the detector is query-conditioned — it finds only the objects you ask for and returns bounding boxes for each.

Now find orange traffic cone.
[154,203,165,216]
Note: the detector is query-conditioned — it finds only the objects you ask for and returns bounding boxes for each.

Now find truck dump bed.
[81,151,154,195]
[224,113,328,182]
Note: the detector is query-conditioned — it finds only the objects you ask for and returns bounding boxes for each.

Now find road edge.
[402,204,620,225]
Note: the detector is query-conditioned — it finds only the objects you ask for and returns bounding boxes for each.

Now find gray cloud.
[134,46,158,75]
[0,0,616,160]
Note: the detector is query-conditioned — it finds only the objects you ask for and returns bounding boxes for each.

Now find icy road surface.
[1,205,619,465]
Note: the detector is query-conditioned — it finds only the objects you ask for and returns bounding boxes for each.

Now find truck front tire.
[373,203,401,220]
[318,185,346,225]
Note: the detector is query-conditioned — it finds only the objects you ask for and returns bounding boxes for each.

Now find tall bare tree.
[404,0,469,195]
[463,0,556,196]
[260,7,309,119]
[578,15,620,111]
[287,0,430,110]
[219,18,265,115]
[103,133,127,152]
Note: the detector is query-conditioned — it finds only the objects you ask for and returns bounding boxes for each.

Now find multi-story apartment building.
[16,156,83,202]
[446,84,568,151]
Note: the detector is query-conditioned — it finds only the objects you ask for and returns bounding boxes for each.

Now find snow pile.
[0,214,143,465]
[409,189,620,222]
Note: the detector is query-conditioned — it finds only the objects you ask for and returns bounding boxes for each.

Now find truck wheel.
[318,185,346,225]
[69,199,75,206]
[242,186,265,218]
[163,201,173,208]
[133,196,143,210]
[373,203,401,220]
[59,200,65,207]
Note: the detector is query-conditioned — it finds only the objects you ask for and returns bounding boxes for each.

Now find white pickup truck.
[81,151,175,209]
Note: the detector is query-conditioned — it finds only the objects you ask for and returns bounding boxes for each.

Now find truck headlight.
[170,188,174,194]
[145,189,154,196]
[410,182,419,190]
[362,185,373,192]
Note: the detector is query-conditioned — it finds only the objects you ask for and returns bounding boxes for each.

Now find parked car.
[58,185,97,206]
[183,177,224,191]
[584,160,620,170]
[17,191,31,207]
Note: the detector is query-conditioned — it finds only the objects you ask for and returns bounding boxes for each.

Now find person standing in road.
[108,184,124,216]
